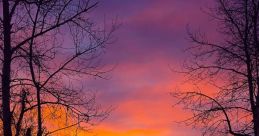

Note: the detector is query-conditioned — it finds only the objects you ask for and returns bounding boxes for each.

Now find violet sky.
[85,0,216,135]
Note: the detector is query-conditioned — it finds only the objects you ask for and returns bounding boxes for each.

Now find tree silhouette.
[0,0,115,136]
[173,0,259,135]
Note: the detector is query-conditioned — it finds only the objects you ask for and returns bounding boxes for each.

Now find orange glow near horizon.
[73,0,217,136]
[84,58,211,136]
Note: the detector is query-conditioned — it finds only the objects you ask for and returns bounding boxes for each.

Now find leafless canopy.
[0,0,116,136]
[173,0,259,136]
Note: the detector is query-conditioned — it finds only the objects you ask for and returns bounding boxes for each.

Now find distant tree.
[0,0,115,136]
[173,0,259,135]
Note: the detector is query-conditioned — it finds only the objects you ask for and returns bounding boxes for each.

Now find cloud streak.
[85,0,217,135]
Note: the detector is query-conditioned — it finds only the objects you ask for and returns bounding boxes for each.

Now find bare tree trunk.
[15,90,27,136]
[27,3,43,135]
[252,1,259,135]
[247,63,258,136]
[2,0,12,135]
[36,87,42,136]
[25,128,32,136]
[243,1,258,135]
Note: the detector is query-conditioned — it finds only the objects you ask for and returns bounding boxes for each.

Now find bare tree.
[173,0,259,136]
[0,0,115,136]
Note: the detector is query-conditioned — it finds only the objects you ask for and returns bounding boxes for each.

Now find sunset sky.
[84,0,216,135]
